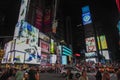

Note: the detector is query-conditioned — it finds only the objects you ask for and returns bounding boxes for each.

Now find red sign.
[40,40,50,53]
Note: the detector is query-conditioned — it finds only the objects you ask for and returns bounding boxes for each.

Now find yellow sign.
[97,35,108,49]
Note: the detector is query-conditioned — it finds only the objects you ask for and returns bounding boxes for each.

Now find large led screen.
[40,40,50,53]
[82,12,92,25]
[13,21,40,64]
[85,52,97,58]
[50,54,57,64]
[14,38,41,64]
[100,50,110,60]
[85,37,96,52]
[14,21,39,42]
[62,55,67,65]
[86,58,96,63]
[97,35,108,50]
[18,0,29,22]
[2,40,15,63]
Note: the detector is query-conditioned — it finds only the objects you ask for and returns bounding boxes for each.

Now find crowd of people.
[0,62,120,80]
[0,66,40,80]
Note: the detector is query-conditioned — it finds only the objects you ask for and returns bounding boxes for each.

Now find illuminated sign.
[97,35,108,50]
[82,12,92,25]
[85,37,96,52]
[50,39,54,54]
[62,55,67,65]
[40,40,50,53]
[85,52,97,58]
[82,6,90,13]
[62,46,72,56]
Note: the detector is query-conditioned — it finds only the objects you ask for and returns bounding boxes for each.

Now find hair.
[102,72,110,80]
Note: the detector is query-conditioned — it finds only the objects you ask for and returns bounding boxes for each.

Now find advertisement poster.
[85,37,96,52]
[18,0,29,22]
[82,12,92,25]
[85,52,97,58]
[43,8,52,32]
[2,40,15,63]
[40,40,50,53]
[50,39,54,54]
[14,38,40,64]
[86,58,96,63]
[50,54,57,64]
[62,55,67,65]
[35,8,43,31]
[102,50,110,60]
[13,21,40,64]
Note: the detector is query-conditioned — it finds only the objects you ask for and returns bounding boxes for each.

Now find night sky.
[61,0,120,59]
[0,0,120,59]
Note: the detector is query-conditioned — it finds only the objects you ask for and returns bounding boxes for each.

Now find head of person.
[67,69,71,74]
[103,72,110,80]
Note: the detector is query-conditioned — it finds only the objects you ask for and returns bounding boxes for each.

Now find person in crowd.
[95,67,102,80]
[15,67,24,80]
[23,72,29,80]
[79,70,88,80]
[102,71,110,80]
[28,66,36,80]
[110,68,118,80]
[65,69,73,80]
[117,69,120,80]
[35,67,40,80]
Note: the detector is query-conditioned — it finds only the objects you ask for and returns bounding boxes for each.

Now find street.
[40,72,96,80]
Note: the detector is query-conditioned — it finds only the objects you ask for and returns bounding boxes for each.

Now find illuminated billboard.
[18,0,29,22]
[85,37,96,52]
[62,55,67,65]
[82,12,92,25]
[40,40,50,53]
[86,58,96,63]
[50,54,57,64]
[82,6,92,25]
[13,21,40,64]
[62,45,72,56]
[35,8,43,31]
[85,52,97,58]
[2,40,15,63]
[14,38,40,64]
[100,50,110,60]
[82,5,90,13]
[97,35,108,50]
[50,39,54,54]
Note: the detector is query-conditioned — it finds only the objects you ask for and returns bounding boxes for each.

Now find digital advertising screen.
[35,8,43,31]
[2,40,15,63]
[18,0,29,22]
[85,37,96,52]
[86,58,96,63]
[50,54,57,64]
[50,39,54,54]
[82,5,90,13]
[62,55,67,65]
[97,35,108,50]
[13,21,40,64]
[101,50,110,60]
[85,52,97,58]
[40,40,50,53]
[82,12,92,25]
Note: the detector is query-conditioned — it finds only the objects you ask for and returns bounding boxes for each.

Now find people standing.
[95,67,102,80]
[110,68,118,80]
[28,66,36,80]
[65,69,73,80]
[79,70,88,80]
[35,67,40,80]
[15,67,24,80]
[102,71,110,80]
